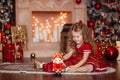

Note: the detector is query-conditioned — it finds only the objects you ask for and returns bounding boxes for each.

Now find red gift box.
[15,42,23,60]
[3,43,15,62]
[3,42,24,62]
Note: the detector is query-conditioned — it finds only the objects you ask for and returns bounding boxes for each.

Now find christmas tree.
[87,0,120,42]
[0,0,15,43]
[87,0,120,58]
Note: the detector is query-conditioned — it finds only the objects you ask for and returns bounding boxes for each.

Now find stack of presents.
[0,25,27,62]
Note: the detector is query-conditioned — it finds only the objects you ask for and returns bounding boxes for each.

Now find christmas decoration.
[11,25,27,48]
[76,0,81,4]
[3,42,23,62]
[87,0,120,42]
[117,7,120,13]
[95,3,101,9]
[88,20,95,28]
[3,42,15,62]
[103,46,119,61]
[87,0,120,59]
[14,42,23,61]
[0,30,5,43]
[31,53,36,59]
[52,52,64,76]
[0,0,15,43]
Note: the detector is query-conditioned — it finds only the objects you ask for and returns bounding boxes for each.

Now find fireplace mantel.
[15,0,87,57]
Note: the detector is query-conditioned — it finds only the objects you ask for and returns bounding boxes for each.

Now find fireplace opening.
[32,11,71,43]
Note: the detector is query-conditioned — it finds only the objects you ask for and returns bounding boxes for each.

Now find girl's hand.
[67,65,77,72]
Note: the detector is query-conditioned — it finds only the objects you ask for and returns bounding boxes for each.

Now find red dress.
[43,42,107,72]
[64,42,107,72]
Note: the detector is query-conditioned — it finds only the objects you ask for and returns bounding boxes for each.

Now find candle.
[43,29,47,42]
[53,29,58,42]
[58,25,63,41]
[34,26,39,42]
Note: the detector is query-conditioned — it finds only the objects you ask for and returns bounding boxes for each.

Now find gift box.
[14,42,24,60]
[3,42,24,62]
[3,43,15,62]
[11,25,27,43]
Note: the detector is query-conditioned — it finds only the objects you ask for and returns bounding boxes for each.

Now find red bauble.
[104,46,119,61]
[88,21,95,28]
[104,19,108,25]
[76,0,81,4]
[0,30,6,43]
[5,22,12,29]
[117,7,120,13]
[95,3,101,9]
[102,29,111,35]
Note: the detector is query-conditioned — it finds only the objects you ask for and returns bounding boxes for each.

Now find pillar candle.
[58,25,63,42]
[43,29,47,42]
[35,26,39,42]
[53,29,58,42]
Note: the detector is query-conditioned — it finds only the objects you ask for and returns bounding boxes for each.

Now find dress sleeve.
[83,43,92,54]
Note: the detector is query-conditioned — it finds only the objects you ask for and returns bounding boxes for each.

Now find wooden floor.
[0,58,120,80]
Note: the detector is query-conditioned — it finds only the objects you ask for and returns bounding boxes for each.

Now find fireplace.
[16,0,87,57]
[32,11,71,43]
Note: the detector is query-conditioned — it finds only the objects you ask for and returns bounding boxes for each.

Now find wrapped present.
[14,42,24,60]
[0,44,2,61]
[3,42,24,62]
[11,25,27,48]
[3,43,15,62]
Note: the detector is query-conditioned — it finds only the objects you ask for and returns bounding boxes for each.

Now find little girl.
[35,22,107,72]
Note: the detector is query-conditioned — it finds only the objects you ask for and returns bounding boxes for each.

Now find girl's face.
[72,31,83,45]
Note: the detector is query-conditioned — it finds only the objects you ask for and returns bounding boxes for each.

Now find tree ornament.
[87,20,95,28]
[76,0,81,4]
[0,30,6,43]
[103,19,109,25]
[4,22,12,30]
[104,46,119,61]
[31,53,36,59]
[117,7,120,13]
[95,3,101,9]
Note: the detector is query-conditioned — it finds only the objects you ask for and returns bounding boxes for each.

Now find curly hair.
[66,22,96,53]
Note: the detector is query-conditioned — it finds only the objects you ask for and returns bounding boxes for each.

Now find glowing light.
[32,12,69,42]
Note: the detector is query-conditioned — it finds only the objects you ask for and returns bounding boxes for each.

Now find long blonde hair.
[66,22,96,53]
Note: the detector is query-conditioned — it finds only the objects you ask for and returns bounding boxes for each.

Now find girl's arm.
[74,53,89,68]
[63,49,74,60]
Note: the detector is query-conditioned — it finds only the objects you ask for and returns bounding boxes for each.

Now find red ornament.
[104,19,108,25]
[102,29,111,35]
[76,0,81,4]
[104,46,119,61]
[5,22,12,30]
[95,3,101,9]
[117,7,120,13]
[88,20,95,28]
[0,30,6,43]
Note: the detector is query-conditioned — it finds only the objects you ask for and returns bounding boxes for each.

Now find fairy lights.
[32,12,69,43]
